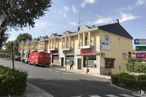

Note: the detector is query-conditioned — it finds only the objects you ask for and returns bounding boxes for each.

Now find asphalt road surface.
[0,58,139,97]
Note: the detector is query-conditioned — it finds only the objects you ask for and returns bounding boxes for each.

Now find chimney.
[116,19,119,23]
[78,26,80,32]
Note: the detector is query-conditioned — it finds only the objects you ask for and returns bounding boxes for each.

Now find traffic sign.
[134,39,146,44]
[136,46,146,51]
[136,52,146,59]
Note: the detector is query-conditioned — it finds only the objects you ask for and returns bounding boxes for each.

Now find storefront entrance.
[65,55,74,65]
[52,55,59,65]
[77,58,82,69]
[61,58,64,67]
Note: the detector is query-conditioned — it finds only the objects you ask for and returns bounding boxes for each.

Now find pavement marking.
[120,94,135,97]
[105,94,119,97]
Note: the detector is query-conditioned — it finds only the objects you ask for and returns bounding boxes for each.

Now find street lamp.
[11,42,15,71]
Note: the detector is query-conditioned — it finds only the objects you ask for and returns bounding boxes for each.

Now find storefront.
[50,50,59,65]
[63,50,74,66]
[77,48,99,69]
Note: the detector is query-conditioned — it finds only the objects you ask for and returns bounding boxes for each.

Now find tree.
[15,33,32,43]
[14,33,32,55]
[4,41,13,55]
[0,31,9,48]
[0,0,52,48]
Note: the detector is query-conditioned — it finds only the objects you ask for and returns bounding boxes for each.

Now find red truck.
[28,52,51,67]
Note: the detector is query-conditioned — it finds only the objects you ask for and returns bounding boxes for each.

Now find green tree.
[15,33,32,43]
[0,32,9,48]
[4,41,13,55]
[0,0,52,48]
[14,33,32,55]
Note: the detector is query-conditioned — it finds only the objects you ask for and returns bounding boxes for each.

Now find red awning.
[77,53,100,56]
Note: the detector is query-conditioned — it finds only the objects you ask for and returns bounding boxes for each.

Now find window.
[85,36,88,45]
[83,56,96,67]
[105,58,115,68]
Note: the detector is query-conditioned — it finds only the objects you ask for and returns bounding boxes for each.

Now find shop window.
[105,58,115,68]
[83,56,96,67]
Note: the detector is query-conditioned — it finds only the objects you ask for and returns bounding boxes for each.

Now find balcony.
[79,45,93,49]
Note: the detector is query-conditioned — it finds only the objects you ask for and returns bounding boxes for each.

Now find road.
[0,58,138,97]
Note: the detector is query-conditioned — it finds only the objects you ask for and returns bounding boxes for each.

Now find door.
[77,58,82,69]
[61,58,64,67]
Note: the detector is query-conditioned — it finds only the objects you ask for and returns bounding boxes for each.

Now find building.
[18,22,133,75]
[48,33,61,65]
[19,41,25,57]
[58,22,133,75]
[37,37,48,52]
[23,39,31,54]
[59,31,77,67]
[29,39,38,52]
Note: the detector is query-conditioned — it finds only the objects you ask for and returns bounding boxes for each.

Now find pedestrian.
[70,61,74,69]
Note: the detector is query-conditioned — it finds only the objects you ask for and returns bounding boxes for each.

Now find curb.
[110,83,132,93]
[53,67,111,80]
[24,82,53,97]
[110,83,146,97]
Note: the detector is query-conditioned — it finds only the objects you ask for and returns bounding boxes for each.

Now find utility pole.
[12,42,15,71]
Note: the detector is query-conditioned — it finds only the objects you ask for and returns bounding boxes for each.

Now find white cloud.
[72,5,78,14]
[58,10,68,18]
[119,6,133,12]
[136,0,145,5]
[63,6,70,11]
[93,16,114,24]
[81,0,96,7]
[35,21,54,27]
[69,22,78,26]
[119,13,137,23]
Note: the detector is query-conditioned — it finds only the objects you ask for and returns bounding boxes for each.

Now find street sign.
[134,39,146,45]
[136,46,146,51]
[136,52,146,59]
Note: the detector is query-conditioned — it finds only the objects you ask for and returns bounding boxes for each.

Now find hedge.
[0,66,27,96]
[111,73,146,91]
[126,60,146,73]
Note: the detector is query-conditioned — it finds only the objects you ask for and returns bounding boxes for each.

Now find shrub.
[0,66,27,96]
[126,60,146,73]
[111,73,146,91]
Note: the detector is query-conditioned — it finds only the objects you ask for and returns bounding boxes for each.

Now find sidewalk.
[24,83,53,97]
[51,65,111,80]
[12,83,53,97]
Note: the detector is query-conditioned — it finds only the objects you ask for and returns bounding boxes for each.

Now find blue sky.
[8,0,146,41]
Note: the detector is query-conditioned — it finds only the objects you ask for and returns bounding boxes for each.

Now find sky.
[8,0,146,41]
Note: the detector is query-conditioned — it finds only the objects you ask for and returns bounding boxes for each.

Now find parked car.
[28,51,50,67]
[14,55,21,61]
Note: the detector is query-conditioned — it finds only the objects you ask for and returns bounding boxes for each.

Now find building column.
[54,38,56,48]
[48,40,50,49]
[65,37,67,48]
[69,36,71,48]
[61,38,63,49]
[51,39,53,49]
[83,33,85,46]
[88,32,91,45]
[96,55,100,75]
[78,34,80,47]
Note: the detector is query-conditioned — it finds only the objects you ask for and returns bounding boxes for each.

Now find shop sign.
[134,39,146,45]
[136,46,146,51]
[51,50,58,53]
[136,53,146,59]
[64,50,74,55]
[101,35,111,50]
[80,48,92,54]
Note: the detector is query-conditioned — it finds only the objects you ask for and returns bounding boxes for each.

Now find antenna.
[77,4,81,32]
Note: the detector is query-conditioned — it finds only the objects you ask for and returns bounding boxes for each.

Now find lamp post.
[11,42,15,71]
